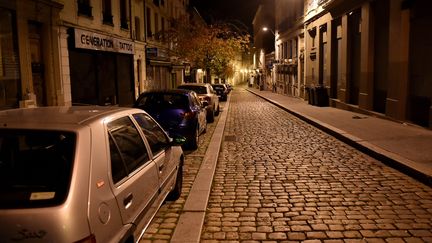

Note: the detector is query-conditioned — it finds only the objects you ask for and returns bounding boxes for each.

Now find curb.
[171,96,230,243]
[247,89,432,187]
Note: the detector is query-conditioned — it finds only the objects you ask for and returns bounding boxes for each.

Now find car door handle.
[123,193,133,209]
[159,164,164,172]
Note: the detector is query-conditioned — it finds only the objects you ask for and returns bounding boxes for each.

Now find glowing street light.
[262,27,275,36]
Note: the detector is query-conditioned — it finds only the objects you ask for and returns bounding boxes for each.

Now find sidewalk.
[247,88,432,186]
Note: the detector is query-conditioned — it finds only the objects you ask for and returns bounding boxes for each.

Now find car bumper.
[166,125,196,141]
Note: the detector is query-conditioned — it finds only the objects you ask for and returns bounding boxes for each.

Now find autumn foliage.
[165,17,250,82]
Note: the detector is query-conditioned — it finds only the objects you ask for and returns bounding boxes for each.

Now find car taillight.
[180,111,194,119]
[74,235,96,243]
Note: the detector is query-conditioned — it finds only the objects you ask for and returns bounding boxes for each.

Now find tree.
[165,17,250,83]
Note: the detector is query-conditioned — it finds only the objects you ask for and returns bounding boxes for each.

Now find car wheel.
[202,120,207,134]
[207,107,215,123]
[188,125,199,150]
[167,163,183,201]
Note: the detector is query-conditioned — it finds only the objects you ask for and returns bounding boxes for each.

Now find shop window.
[77,0,92,17]
[102,0,113,25]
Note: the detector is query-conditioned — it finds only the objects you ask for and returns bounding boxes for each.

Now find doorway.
[29,21,46,106]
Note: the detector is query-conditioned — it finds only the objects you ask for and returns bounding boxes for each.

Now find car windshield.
[0,129,76,209]
[137,93,189,109]
[178,85,207,94]
[213,85,225,90]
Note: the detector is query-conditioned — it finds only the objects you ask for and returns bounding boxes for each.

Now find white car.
[0,106,184,243]
[178,83,220,123]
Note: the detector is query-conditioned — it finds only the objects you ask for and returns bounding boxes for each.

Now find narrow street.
[142,87,432,242]
[201,88,432,242]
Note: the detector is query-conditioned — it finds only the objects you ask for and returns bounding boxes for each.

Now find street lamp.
[262,27,275,36]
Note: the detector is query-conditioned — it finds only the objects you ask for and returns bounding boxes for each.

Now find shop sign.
[74,29,134,54]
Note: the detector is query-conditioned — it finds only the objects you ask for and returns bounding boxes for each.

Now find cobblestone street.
[201,88,432,242]
[141,102,222,242]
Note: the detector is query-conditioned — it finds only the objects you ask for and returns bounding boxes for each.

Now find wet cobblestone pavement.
[200,88,432,242]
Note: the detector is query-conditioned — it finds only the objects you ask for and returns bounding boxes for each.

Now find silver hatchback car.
[177,83,220,123]
[0,106,184,243]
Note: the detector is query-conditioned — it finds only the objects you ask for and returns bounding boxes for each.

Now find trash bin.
[305,87,314,105]
[314,86,329,107]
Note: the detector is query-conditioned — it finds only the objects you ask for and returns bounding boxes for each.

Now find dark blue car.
[134,89,207,150]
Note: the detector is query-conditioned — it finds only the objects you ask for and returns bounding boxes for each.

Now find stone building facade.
[271,0,432,128]
[0,0,189,108]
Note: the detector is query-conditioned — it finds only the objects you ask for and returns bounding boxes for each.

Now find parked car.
[226,83,233,92]
[134,89,207,150]
[177,83,220,122]
[0,106,185,243]
[211,83,229,101]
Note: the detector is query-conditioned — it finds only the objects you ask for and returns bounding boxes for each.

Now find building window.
[77,0,92,17]
[135,16,141,40]
[153,0,159,6]
[146,8,152,38]
[278,44,281,60]
[288,40,292,59]
[161,17,165,41]
[120,0,129,29]
[309,27,317,49]
[154,12,159,39]
[102,0,113,25]
[319,25,328,85]
[336,24,342,85]
[0,8,21,108]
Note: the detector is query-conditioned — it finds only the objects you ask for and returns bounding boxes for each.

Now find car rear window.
[213,85,225,90]
[137,93,189,109]
[178,85,207,94]
[0,129,75,209]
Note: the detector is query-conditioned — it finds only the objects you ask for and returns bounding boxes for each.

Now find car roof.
[178,83,209,87]
[0,106,142,127]
[139,89,193,95]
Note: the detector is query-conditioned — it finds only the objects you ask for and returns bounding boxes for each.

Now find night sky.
[190,0,262,32]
